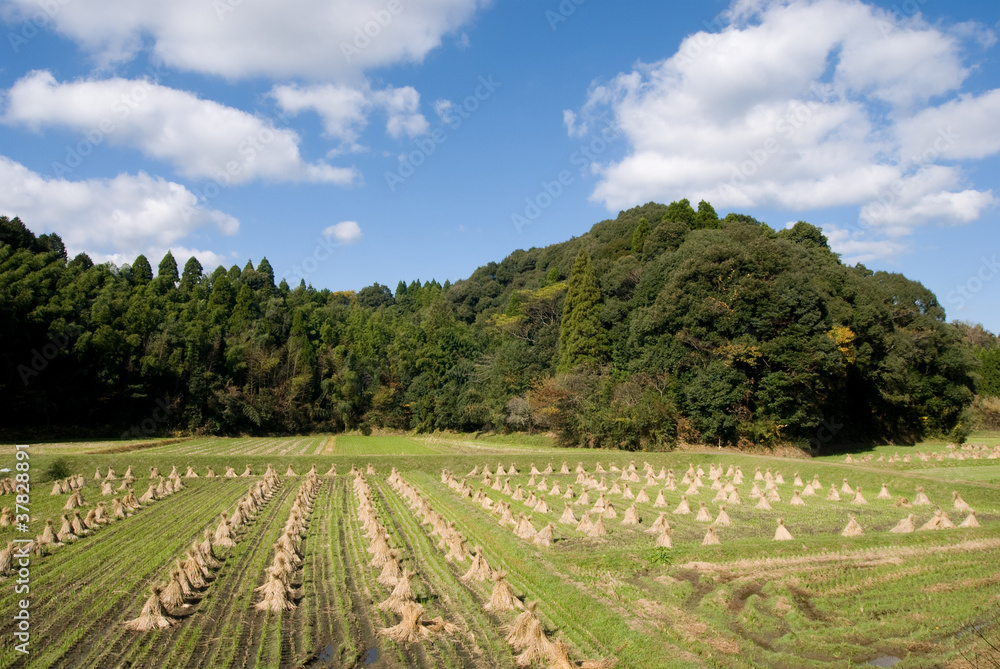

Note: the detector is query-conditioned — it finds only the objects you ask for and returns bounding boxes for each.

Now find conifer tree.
[180,257,204,292]
[132,254,153,285]
[558,246,608,371]
[228,283,257,332]
[157,251,179,284]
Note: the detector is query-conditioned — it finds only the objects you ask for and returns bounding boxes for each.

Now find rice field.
[0,434,998,668]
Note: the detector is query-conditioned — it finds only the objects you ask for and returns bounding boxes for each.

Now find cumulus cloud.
[566,0,999,260]
[563,109,587,138]
[271,82,428,152]
[0,155,237,266]
[322,220,362,244]
[3,71,357,185]
[95,246,235,273]
[0,0,483,80]
[821,224,912,265]
[895,89,1000,161]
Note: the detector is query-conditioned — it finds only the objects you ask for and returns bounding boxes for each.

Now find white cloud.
[322,220,362,245]
[0,0,483,80]
[271,83,370,148]
[895,89,1000,161]
[95,246,235,273]
[3,70,357,186]
[272,82,428,151]
[563,109,587,138]
[433,99,454,123]
[374,86,429,138]
[822,224,911,265]
[835,22,968,108]
[0,154,237,264]
[568,0,1000,256]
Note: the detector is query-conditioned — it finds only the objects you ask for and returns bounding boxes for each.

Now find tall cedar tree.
[132,254,153,284]
[157,251,179,284]
[558,246,609,371]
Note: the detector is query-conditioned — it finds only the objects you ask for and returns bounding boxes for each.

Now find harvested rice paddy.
[0,434,998,668]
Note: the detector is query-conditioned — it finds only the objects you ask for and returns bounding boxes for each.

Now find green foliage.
[357,282,394,309]
[228,283,258,332]
[778,221,830,249]
[180,256,203,292]
[44,457,71,481]
[694,200,719,229]
[558,246,609,372]
[157,251,179,284]
[630,217,650,256]
[663,198,696,227]
[975,347,1000,397]
[648,547,675,565]
[131,254,153,284]
[643,218,687,258]
[0,216,37,251]
[0,201,977,448]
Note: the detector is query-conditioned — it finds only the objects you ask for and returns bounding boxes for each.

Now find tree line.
[0,199,990,450]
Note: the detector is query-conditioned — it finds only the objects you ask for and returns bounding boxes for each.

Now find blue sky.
[1,0,999,330]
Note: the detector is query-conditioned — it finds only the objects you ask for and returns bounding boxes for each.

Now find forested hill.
[0,200,979,449]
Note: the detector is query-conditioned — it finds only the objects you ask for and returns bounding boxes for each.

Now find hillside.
[0,201,977,448]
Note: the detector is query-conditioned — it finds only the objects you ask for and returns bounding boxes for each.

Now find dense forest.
[1,201,993,450]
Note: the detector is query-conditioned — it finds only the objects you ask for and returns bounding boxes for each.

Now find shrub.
[44,458,71,482]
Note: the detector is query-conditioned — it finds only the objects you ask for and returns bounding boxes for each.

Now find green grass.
[0,478,250,669]
[334,435,440,456]
[1,433,998,668]
[916,465,1000,484]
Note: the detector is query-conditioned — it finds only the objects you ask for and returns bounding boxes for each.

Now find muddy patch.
[729,582,765,612]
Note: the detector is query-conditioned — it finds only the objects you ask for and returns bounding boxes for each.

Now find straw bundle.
[124,585,177,630]
[959,510,980,528]
[841,516,863,537]
[714,505,732,527]
[484,570,523,612]
[773,518,793,541]
[889,514,914,533]
[378,568,418,615]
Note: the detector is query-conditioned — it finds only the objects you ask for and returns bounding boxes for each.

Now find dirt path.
[322,437,337,455]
